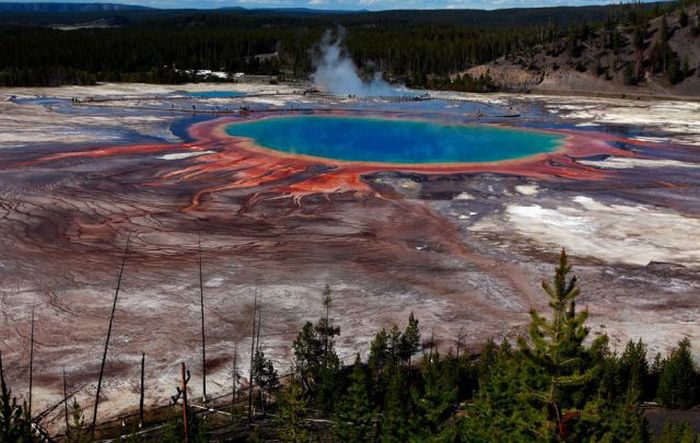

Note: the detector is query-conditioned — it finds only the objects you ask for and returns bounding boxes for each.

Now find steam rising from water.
[310,29,400,97]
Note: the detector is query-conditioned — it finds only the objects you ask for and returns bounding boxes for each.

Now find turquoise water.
[225,115,563,164]
[188,91,245,98]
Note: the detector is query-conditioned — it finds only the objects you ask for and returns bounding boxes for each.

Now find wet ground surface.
[0,83,698,430]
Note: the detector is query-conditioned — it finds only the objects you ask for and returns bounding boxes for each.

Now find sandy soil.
[0,83,698,433]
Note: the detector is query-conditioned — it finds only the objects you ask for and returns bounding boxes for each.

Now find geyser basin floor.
[0,86,698,431]
[225,115,563,164]
[186,90,245,98]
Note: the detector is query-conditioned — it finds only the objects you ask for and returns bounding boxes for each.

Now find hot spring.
[225,115,564,164]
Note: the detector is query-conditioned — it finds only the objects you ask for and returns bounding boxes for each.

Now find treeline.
[1,250,698,442]
[0,22,554,87]
[0,2,684,87]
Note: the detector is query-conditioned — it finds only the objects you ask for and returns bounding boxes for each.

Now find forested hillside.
[456,1,700,95]
[0,1,684,89]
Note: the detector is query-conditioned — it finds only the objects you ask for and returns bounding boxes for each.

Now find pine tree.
[595,342,622,403]
[518,248,608,441]
[292,321,323,392]
[613,388,651,442]
[624,62,637,85]
[379,365,411,443]
[292,286,342,411]
[399,312,421,365]
[160,402,208,443]
[333,355,377,442]
[387,325,403,366]
[368,328,390,401]
[314,285,342,413]
[657,338,698,409]
[657,420,699,443]
[276,374,309,443]
[649,352,664,397]
[682,56,690,79]
[461,249,608,441]
[66,399,90,443]
[369,328,389,379]
[476,338,498,380]
[459,339,533,442]
[0,353,35,443]
[660,15,669,45]
[409,352,456,439]
[667,54,683,84]
[619,339,649,398]
[252,349,280,415]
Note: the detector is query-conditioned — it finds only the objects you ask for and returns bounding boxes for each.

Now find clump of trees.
[268,250,700,442]
[424,72,499,93]
[657,338,699,410]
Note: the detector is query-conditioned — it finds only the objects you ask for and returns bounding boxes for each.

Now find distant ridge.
[0,2,153,12]
[216,7,364,14]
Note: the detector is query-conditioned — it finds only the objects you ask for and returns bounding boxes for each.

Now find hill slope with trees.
[2,0,696,96]
[456,2,700,97]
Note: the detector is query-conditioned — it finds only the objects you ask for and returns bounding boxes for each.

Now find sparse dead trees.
[248,291,279,418]
[90,236,130,437]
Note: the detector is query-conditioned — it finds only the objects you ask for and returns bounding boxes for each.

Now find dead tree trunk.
[198,236,207,403]
[255,311,265,417]
[181,362,190,443]
[139,353,145,428]
[90,236,130,438]
[456,327,465,359]
[232,343,238,421]
[28,304,35,418]
[62,368,70,435]
[247,285,258,426]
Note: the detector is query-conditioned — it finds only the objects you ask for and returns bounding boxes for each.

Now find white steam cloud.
[310,29,400,97]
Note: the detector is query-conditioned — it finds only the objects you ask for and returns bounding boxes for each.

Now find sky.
[6,0,658,10]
